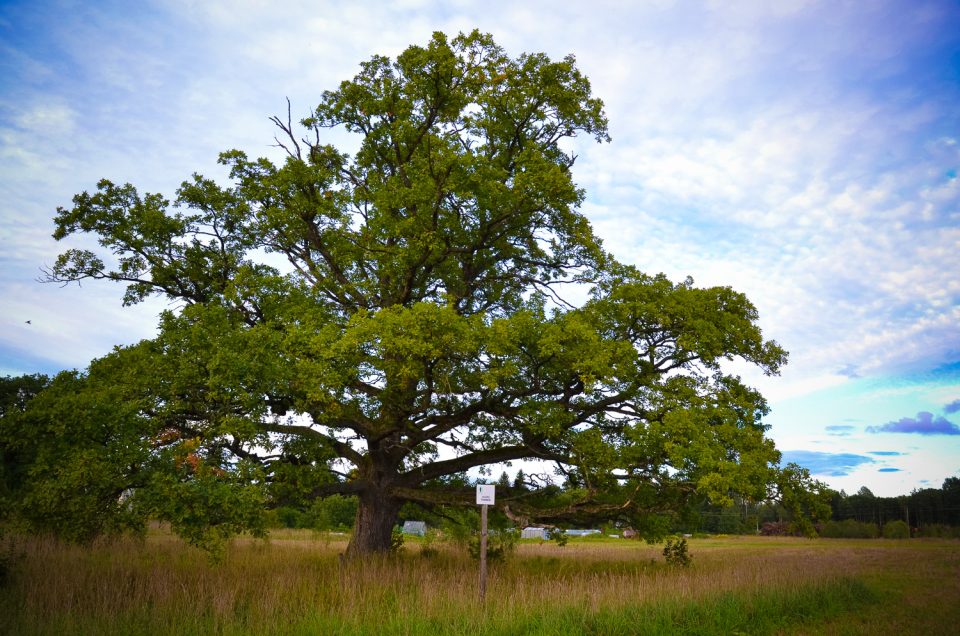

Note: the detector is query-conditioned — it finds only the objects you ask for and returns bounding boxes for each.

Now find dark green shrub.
[551,530,569,547]
[717,509,742,534]
[308,495,358,531]
[390,527,405,553]
[419,529,440,558]
[819,519,880,539]
[663,535,691,567]
[0,530,23,588]
[275,506,304,529]
[882,520,910,539]
[469,529,518,562]
[916,524,960,538]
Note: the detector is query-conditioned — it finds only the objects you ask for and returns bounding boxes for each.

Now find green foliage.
[819,519,880,539]
[27,30,796,555]
[419,528,440,558]
[551,529,569,547]
[415,504,476,548]
[140,460,268,559]
[770,463,832,537]
[629,513,673,543]
[0,348,275,556]
[390,527,405,553]
[272,507,305,529]
[0,365,154,543]
[882,520,910,539]
[309,495,358,531]
[0,374,49,418]
[916,524,960,538]
[263,495,359,531]
[469,528,518,562]
[0,374,49,521]
[0,529,23,589]
[662,535,692,567]
[828,482,960,529]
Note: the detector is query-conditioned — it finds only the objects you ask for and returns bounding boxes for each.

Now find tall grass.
[1,530,957,635]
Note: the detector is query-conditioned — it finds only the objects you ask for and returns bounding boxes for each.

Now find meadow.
[1,529,958,635]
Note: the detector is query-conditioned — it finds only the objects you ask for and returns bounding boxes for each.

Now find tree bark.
[345,490,403,556]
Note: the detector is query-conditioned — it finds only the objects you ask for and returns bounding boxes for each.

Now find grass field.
[1,529,958,635]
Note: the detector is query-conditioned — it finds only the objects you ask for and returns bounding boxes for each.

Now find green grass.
[1,530,957,635]
[281,577,876,636]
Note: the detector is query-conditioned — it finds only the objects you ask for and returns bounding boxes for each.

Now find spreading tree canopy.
[8,31,797,555]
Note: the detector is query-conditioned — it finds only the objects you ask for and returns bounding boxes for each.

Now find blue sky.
[1,0,958,497]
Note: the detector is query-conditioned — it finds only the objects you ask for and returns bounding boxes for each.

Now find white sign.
[476,484,495,505]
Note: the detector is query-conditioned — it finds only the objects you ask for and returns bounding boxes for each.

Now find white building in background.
[521,527,549,539]
[401,520,427,536]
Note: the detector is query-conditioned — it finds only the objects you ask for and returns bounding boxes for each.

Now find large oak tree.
[15,31,791,555]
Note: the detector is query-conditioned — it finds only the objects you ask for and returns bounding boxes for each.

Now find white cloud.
[581,77,960,384]
[15,103,76,135]
[0,279,164,374]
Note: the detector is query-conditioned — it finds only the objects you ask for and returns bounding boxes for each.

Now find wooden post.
[479,503,488,600]
[475,484,494,601]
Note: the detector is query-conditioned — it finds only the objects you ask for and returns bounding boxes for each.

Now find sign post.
[476,484,495,600]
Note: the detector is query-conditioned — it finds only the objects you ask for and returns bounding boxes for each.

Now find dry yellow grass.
[1,530,958,635]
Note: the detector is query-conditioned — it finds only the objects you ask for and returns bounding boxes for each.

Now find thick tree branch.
[400,442,563,485]
[261,422,364,466]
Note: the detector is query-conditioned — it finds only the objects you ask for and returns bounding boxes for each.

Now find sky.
[1,0,958,497]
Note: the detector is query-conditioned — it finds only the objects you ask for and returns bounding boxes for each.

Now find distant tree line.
[674,479,960,538]
[827,481,960,531]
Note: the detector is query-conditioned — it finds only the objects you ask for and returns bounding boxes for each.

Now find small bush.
[882,520,910,539]
[663,536,691,567]
[760,521,791,536]
[275,506,305,529]
[469,529,518,562]
[390,527,405,553]
[420,529,440,558]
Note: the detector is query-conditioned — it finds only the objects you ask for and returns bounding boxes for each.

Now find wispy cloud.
[945,400,960,414]
[866,412,960,436]
[825,425,856,437]
[780,450,874,477]
[878,468,902,473]
[868,451,903,456]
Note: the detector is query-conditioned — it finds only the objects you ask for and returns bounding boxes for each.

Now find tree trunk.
[345,490,403,556]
